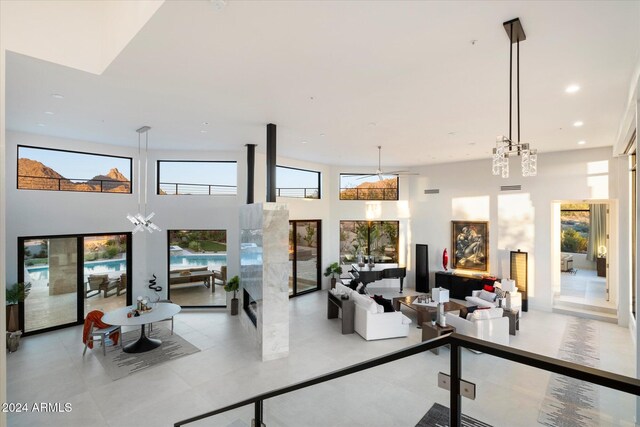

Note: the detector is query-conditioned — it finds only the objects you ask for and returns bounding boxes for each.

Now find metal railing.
[158,182,237,195]
[275,187,320,199]
[17,174,131,193]
[174,333,640,427]
[339,187,398,200]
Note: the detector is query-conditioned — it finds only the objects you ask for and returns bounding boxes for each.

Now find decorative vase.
[330,277,337,289]
[6,304,19,332]
[442,249,449,271]
[6,331,22,352]
[230,298,239,315]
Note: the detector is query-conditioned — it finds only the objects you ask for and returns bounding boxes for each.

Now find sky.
[19,147,130,179]
[19,146,323,190]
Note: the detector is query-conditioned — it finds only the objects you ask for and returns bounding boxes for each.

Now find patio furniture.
[169,267,215,291]
[86,273,125,298]
[213,265,227,287]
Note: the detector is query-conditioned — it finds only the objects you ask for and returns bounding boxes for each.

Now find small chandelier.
[127,126,161,233]
[492,18,537,178]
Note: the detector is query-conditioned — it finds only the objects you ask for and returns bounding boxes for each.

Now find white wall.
[5,132,245,301]
[407,147,621,312]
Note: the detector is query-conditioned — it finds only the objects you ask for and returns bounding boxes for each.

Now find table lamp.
[501,279,517,310]
[432,287,450,327]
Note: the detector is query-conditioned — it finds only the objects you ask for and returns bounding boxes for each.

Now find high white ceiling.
[6,1,639,167]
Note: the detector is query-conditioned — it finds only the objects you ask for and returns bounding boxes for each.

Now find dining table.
[102,302,181,353]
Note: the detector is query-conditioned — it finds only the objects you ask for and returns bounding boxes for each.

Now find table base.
[123,324,161,353]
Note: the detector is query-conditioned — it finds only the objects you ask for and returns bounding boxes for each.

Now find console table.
[327,292,355,334]
[434,272,498,300]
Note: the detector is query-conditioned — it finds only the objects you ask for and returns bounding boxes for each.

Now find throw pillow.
[483,284,495,292]
[379,297,395,313]
[494,286,506,299]
[459,307,468,319]
[478,289,497,302]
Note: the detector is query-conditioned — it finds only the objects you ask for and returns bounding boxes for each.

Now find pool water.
[26,254,235,280]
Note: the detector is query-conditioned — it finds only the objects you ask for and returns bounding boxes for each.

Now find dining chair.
[149,299,174,335]
[83,319,121,356]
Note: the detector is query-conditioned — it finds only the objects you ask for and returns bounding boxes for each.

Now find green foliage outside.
[170,230,227,253]
[561,228,588,253]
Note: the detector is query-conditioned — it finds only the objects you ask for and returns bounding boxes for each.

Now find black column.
[266,123,277,202]
[246,144,257,204]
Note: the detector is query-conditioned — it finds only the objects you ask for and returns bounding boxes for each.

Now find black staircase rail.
[174,333,640,426]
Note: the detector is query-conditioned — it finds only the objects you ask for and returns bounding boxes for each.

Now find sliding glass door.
[22,237,78,333]
[289,220,321,296]
[19,233,132,335]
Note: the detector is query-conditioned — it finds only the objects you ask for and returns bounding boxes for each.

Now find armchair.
[445,308,509,346]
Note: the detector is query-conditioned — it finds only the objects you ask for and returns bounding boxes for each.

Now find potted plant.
[6,282,31,352]
[324,262,343,289]
[224,275,240,315]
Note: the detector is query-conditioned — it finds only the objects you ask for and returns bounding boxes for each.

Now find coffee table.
[102,302,181,353]
[392,295,466,328]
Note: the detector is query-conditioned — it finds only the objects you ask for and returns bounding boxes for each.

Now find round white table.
[102,302,181,353]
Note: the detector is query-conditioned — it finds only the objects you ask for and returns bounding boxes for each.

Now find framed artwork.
[451,221,489,271]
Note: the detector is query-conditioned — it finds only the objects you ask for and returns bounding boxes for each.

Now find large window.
[289,220,321,296]
[339,174,399,200]
[17,145,131,193]
[168,230,228,307]
[276,165,320,199]
[157,161,237,195]
[339,220,399,264]
[560,203,590,254]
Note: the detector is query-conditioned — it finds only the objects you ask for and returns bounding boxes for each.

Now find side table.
[502,309,519,335]
[421,322,455,355]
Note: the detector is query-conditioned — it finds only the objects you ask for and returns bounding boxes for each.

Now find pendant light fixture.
[492,18,537,178]
[127,126,161,233]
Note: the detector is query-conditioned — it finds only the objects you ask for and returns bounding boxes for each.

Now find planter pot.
[230,298,239,315]
[6,331,22,353]
[6,304,19,332]
[330,278,337,289]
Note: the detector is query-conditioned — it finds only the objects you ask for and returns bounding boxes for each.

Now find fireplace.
[243,289,257,327]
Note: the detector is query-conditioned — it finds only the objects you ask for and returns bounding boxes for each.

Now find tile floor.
[558,268,614,309]
[6,288,637,427]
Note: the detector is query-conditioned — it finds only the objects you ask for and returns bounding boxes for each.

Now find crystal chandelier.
[127,126,161,233]
[492,18,537,178]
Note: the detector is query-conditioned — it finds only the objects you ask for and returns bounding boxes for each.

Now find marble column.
[240,203,289,361]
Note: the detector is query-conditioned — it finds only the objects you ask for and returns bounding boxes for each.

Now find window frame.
[276,165,321,199]
[338,173,399,201]
[17,144,133,194]
[156,160,238,196]
[339,220,400,264]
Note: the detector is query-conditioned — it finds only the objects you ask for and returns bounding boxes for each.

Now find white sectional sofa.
[333,284,412,340]
[465,286,522,313]
[445,308,509,346]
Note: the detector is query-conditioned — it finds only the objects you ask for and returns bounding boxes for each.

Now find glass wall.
[83,235,128,315]
[339,174,398,200]
[339,220,399,264]
[168,230,228,307]
[289,220,321,296]
[23,237,78,332]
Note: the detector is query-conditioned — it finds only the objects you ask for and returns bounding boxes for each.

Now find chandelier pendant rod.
[144,130,149,216]
[517,35,521,145]
[137,131,142,215]
[509,23,513,146]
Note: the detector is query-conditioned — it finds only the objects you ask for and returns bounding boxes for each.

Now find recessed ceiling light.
[51,93,64,99]
[36,123,45,127]
[202,122,209,126]
[200,130,207,134]
[301,140,308,144]
[573,121,584,127]
[565,84,580,94]
[578,140,586,145]
[448,132,456,135]
[468,142,476,146]
[44,111,54,115]
[319,133,325,137]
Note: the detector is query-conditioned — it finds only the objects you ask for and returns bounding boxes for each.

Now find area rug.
[415,403,492,427]
[96,326,200,381]
[538,317,600,426]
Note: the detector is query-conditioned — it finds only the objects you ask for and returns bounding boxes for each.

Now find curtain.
[587,204,607,262]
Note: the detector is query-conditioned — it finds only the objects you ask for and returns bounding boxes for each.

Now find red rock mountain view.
[340,177,398,200]
[18,158,131,193]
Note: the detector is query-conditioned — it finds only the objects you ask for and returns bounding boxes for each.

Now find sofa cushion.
[478,290,497,302]
[483,284,495,292]
[472,307,503,321]
[372,295,395,313]
[351,292,379,314]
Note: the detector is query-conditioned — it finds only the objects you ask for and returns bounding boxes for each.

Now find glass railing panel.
[460,351,637,426]
[264,352,451,427]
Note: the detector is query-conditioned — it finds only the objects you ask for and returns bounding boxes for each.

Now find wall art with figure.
[451,221,488,271]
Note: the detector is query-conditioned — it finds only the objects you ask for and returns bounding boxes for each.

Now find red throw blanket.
[83,310,120,349]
